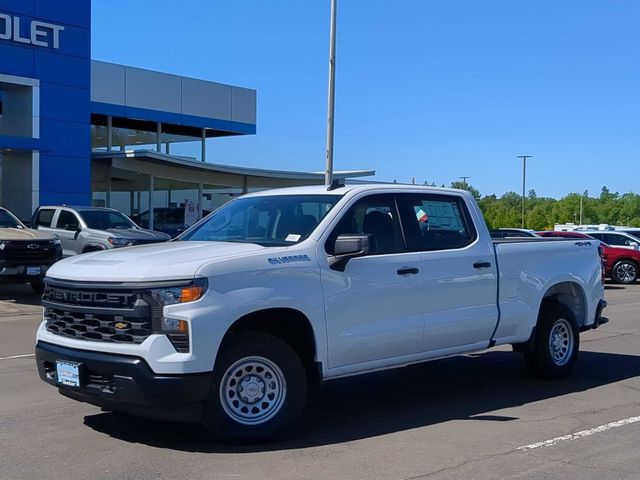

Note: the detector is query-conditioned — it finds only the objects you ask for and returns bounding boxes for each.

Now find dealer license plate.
[56,360,81,387]
[26,266,41,276]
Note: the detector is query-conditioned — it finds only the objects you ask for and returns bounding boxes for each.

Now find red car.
[537,231,640,284]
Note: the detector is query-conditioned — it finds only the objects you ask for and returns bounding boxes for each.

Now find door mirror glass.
[329,234,372,271]
[64,223,80,232]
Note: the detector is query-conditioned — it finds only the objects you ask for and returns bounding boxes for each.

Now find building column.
[106,166,112,207]
[148,175,155,231]
[198,183,203,220]
[156,122,162,153]
[201,128,206,162]
[165,142,170,155]
[107,115,113,152]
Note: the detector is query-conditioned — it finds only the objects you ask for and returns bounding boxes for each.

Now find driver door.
[320,193,425,370]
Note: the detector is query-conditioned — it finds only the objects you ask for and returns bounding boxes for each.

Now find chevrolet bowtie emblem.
[113,322,128,329]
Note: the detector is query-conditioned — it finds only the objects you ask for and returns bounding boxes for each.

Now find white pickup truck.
[35,184,607,441]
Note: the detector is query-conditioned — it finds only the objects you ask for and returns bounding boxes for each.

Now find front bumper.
[35,341,212,423]
[0,264,49,282]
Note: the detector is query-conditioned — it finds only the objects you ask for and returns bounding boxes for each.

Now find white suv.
[584,231,640,250]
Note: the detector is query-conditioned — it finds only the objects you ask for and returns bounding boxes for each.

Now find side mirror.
[64,224,80,232]
[328,234,372,271]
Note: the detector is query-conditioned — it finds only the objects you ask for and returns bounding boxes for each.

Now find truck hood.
[46,241,264,282]
[0,227,55,241]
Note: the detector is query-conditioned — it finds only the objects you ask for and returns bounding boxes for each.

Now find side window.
[604,233,624,246]
[326,194,404,255]
[34,209,55,227]
[397,194,476,251]
[56,210,80,230]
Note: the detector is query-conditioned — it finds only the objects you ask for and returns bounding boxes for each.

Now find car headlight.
[107,237,130,246]
[149,278,208,307]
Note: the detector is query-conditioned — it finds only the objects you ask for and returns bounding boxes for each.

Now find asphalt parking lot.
[1,283,639,480]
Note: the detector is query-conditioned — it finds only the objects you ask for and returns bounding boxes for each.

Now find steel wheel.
[614,261,637,284]
[219,356,287,426]
[548,318,574,366]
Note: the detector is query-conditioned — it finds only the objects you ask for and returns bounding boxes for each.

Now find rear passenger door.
[52,209,83,256]
[397,193,499,353]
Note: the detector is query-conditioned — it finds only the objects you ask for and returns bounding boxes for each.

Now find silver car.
[31,206,171,257]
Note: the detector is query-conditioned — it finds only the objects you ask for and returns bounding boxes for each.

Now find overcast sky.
[92,0,640,198]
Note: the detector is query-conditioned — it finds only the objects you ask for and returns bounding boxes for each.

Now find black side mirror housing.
[329,234,372,271]
[64,224,80,232]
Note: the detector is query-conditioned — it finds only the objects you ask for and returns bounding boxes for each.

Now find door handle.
[397,267,419,275]
[473,261,492,269]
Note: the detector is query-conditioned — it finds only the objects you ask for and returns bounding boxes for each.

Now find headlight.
[149,278,208,307]
[107,237,130,246]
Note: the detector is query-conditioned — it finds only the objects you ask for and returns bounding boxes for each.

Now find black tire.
[203,331,307,442]
[524,303,579,379]
[611,260,638,284]
[30,279,45,294]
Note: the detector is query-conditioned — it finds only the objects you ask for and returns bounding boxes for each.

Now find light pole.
[516,155,532,228]
[459,176,470,186]
[324,0,337,185]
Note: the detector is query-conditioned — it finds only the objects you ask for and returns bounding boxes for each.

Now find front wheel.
[612,260,638,284]
[524,304,579,379]
[203,332,307,442]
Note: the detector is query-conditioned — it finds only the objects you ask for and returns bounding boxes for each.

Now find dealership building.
[0,1,373,226]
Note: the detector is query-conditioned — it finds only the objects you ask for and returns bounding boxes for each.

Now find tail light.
[597,243,606,284]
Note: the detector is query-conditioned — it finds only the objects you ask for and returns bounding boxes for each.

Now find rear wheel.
[612,260,638,284]
[524,304,579,379]
[203,332,307,442]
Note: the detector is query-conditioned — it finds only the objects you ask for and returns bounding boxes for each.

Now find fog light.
[162,318,189,334]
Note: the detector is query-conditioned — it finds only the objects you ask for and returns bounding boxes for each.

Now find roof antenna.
[327,178,344,191]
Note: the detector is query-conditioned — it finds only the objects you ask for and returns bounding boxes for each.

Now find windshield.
[0,209,23,228]
[180,194,342,246]
[79,210,137,230]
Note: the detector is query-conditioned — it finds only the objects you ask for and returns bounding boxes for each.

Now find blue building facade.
[0,0,92,217]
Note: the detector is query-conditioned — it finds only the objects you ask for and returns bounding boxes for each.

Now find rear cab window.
[397,193,477,251]
[34,208,56,228]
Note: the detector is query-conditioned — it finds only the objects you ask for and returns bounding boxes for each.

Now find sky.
[91,0,640,199]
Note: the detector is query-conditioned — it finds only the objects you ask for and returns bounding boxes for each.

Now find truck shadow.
[0,284,43,307]
[83,350,640,453]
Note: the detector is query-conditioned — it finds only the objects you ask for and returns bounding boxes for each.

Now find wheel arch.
[220,307,320,384]
[541,281,587,328]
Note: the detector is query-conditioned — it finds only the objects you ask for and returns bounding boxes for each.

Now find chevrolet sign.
[0,13,64,49]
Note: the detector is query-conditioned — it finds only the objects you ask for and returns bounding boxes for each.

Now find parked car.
[131,207,210,238]
[581,231,640,251]
[35,184,607,442]
[537,231,640,284]
[0,207,61,293]
[489,228,540,239]
[616,229,640,241]
[31,206,171,257]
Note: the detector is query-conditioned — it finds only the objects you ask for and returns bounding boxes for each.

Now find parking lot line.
[518,415,640,451]
[0,353,35,361]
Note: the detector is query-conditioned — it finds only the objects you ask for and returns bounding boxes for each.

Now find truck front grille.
[3,241,58,265]
[42,283,155,345]
[44,307,153,343]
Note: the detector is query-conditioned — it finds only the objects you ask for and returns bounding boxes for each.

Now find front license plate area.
[27,266,41,276]
[56,360,81,387]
